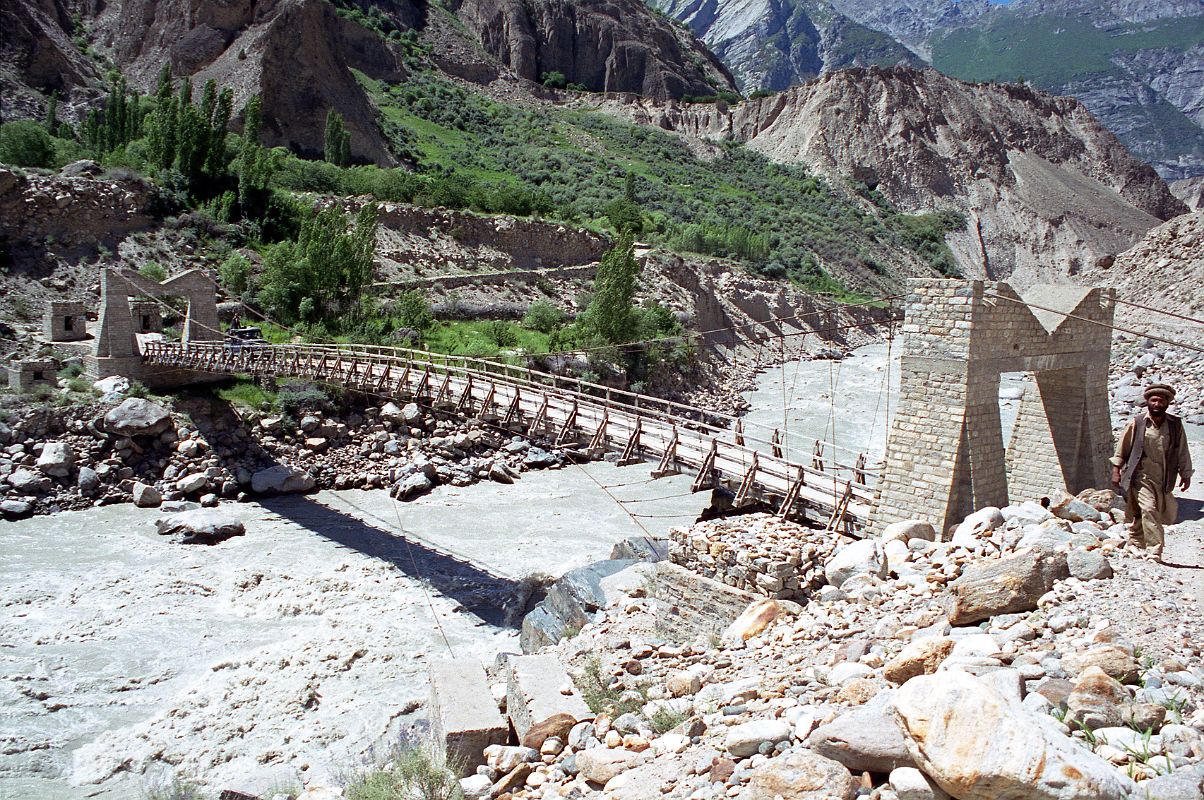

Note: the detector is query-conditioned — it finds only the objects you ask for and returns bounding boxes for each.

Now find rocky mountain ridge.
[602,66,1186,288]
[645,0,1204,179]
[2,0,735,162]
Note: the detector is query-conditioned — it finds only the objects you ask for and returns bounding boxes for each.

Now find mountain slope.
[645,0,1204,179]
[607,66,1185,287]
[650,0,921,91]
[1,0,737,161]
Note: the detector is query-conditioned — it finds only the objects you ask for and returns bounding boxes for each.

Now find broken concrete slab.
[505,654,592,743]
[429,659,508,777]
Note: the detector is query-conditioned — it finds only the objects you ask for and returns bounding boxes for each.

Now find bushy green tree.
[393,289,433,332]
[584,235,640,344]
[258,203,379,324]
[522,299,567,333]
[81,75,144,160]
[323,110,351,166]
[139,262,168,282]
[236,96,279,219]
[0,120,54,167]
[219,252,253,296]
[144,66,232,193]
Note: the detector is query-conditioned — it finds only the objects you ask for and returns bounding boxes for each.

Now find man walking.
[1111,383,1193,559]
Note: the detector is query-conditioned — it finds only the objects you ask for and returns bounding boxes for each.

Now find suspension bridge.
[141,340,878,529]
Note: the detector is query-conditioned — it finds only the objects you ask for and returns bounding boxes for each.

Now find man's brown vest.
[1119,411,1187,493]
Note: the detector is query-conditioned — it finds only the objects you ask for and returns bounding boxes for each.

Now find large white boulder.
[251,464,316,494]
[950,507,1005,548]
[36,441,74,477]
[103,398,172,436]
[892,671,1138,800]
[825,539,888,588]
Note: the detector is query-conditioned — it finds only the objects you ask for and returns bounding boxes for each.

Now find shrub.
[522,299,566,333]
[345,744,463,800]
[218,252,252,296]
[142,775,207,800]
[139,262,168,283]
[0,120,55,168]
[394,289,433,332]
[276,379,332,416]
[541,71,567,89]
[484,320,518,348]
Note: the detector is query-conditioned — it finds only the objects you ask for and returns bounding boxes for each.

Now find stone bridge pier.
[85,267,226,388]
[870,279,1114,534]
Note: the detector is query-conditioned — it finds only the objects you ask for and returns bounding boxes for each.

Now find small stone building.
[43,301,87,342]
[8,359,57,391]
[129,300,163,333]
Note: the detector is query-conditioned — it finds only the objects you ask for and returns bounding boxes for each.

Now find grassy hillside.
[336,68,963,292]
[931,13,1204,88]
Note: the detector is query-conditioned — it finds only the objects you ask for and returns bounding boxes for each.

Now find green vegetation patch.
[932,14,1204,88]
[353,69,963,293]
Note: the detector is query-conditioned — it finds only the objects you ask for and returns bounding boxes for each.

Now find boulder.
[401,402,422,423]
[1141,763,1204,800]
[722,599,783,642]
[1,499,32,517]
[393,471,433,500]
[92,376,130,396]
[1066,550,1113,581]
[950,507,1005,547]
[175,473,209,494]
[881,520,937,544]
[520,559,637,652]
[1049,491,1102,523]
[251,465,316,494]
[575,748,648,784]
[945,547,1069,625]
[7,469,48,493]
[890,766,951,800]
[1065,666,1129,730]
[724,719,791,758]
[77,466,100,492]
[736,750,857,799]
[104,398,172,436]
[883,636,955,684]
[154,508,245,544]
[808,691,913,773]
[825,539,888,588]
[429,660,508,777]
[1061,645,1139,684]
[36,442,74,477]
[892,671,1138,800]
[132,482,162,508]
[504,654,592,743]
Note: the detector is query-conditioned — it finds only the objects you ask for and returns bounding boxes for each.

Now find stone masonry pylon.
[869,279,1114,535]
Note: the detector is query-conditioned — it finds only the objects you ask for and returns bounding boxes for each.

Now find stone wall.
[385,264,597,292]
[649,562,758,643]
[869,279,1114,534]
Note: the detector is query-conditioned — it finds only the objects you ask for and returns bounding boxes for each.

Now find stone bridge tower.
[87,267,222,386]
[869,279,1114,534]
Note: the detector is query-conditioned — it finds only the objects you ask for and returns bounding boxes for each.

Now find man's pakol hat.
[1144,383,1176,401]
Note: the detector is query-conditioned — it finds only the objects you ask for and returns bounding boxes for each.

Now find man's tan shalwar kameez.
[1111,410,1194,552]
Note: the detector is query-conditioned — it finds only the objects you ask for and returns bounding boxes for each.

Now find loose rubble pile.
[418,502,1204,800]
[668,516,841,601]
[1110,332,1204,424]
[0,383,572,519]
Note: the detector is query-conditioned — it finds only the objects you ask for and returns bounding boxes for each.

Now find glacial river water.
[1,343,1200,799]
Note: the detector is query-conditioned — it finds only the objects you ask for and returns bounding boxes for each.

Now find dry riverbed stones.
[404,507,1204,800]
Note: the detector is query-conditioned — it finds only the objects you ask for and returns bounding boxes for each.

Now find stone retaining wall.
[667,514,837,602]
